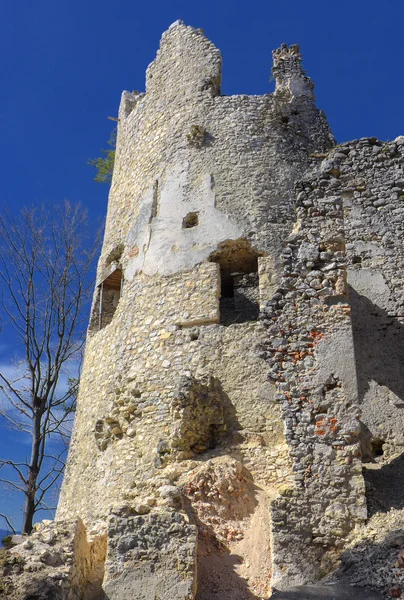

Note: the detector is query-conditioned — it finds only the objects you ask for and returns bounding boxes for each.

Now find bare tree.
[0,203,99,534]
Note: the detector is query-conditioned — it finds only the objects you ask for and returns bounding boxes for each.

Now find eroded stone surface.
[103,509,197,600]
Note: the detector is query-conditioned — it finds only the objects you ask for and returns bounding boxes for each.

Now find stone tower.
[47,19,404,600]
[56,20,336,595]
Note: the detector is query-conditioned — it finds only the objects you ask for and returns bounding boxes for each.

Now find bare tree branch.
[0,513,16,534]
[0,202,100,533]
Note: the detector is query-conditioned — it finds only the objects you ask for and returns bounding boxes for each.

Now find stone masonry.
[3,21,404,600]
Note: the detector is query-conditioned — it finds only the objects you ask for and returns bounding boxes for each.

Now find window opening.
[219,271,259,325]
[370,438,385,458]
[98,268,122,330]
[209,239,264,326]
[89,265,123,333]
[183,212,199,229]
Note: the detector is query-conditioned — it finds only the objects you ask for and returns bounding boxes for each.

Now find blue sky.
[0,0,403,530]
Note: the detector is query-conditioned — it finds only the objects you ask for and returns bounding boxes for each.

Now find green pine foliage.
[88,128,116,184]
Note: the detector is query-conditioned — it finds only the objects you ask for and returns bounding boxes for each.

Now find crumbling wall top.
[272,43,315,100]
[145,20,222,101]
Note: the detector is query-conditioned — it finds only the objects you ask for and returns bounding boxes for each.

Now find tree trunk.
[22,414,41,534]
[22,472,37,534]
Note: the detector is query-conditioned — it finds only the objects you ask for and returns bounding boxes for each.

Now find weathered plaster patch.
[315,324,358,405]
[126,164,242,278]
[348,269,391,309]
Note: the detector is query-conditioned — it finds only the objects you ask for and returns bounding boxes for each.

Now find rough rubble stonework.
[3,20,404,600]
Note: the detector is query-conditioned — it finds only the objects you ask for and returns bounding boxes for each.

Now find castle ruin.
[3,21,404,600]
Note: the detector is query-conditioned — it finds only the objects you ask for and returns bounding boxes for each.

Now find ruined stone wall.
[327,137,404,532]
[10,23,404,597]
[101,22,334,281]
[261,137,404,589]
[0,520,107,600]
[338,137,404,462]
[53,21,339,599]
[259,160,367,588]
[59,263,291,523]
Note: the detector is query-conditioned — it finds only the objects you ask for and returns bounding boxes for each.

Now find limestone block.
[258,255,277,307]
[103,510,197,600]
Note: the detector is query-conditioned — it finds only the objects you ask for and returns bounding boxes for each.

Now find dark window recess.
[219,271,259,325]
[209,239,263,326]
[89,267,122,332]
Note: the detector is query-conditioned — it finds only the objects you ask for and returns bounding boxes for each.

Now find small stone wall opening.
[183,211,199,229]
[371,438,385,458]
[219,271,259,324]
[209,240,264,325]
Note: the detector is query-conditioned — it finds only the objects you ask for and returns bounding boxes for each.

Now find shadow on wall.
[21,579,64,600]
[195,551,263,600]
[350,286,404,518]
[349,286,404,404]
[364,451,404,517]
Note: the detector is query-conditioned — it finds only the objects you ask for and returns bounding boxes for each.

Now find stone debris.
[271,584,384,599]
[0,519,107,600]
